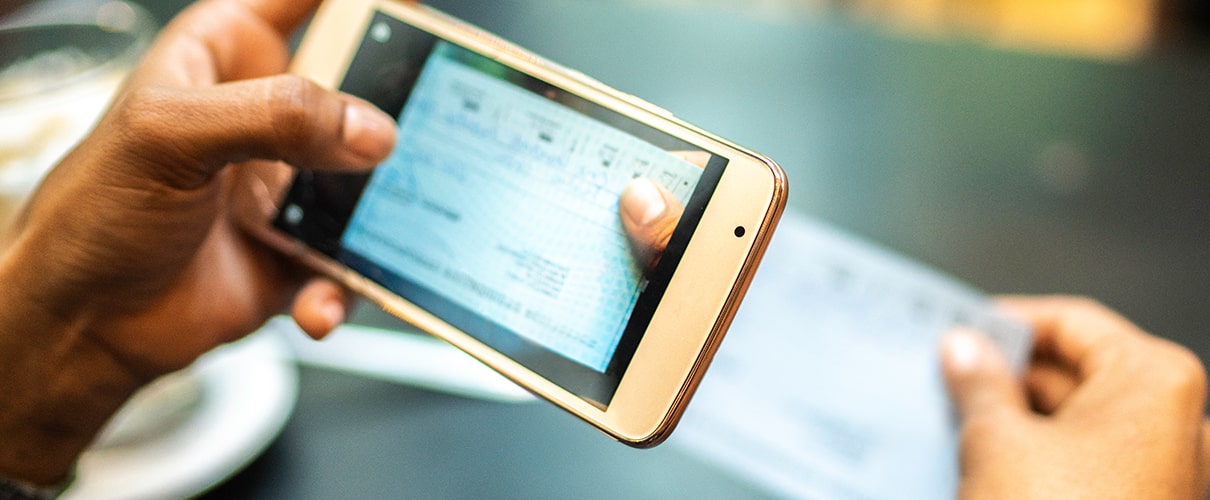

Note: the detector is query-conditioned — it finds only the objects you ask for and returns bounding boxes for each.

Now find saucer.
[62,330,298,499]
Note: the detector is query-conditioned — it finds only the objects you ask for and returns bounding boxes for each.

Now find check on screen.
[342,42,702,372]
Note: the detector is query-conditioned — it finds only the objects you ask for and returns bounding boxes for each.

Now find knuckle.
[1051,295,1140,337]
[1153,343,1208,398]
[105,86,214,188]
[111,86,177,140]
[264,75,326,147]
[1053,295,1110,315]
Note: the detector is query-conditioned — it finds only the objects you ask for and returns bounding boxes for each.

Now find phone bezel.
[249,0,787,447]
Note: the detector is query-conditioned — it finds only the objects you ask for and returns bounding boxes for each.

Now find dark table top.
[135,0,1210,497]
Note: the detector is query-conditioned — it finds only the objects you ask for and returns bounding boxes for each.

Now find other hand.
[941,296,1210,499]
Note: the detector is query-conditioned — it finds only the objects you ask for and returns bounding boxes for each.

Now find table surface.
[131,0,1210,497]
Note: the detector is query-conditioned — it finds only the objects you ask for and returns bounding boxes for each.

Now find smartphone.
[239,0,787,447]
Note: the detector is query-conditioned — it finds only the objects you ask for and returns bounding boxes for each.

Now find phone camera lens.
[734,226,746,238]
[371,22,392,43]
[285,204,305,225]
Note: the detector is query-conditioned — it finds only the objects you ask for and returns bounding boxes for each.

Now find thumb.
[104,74,396,190]
[940,328,1029,420]
[619,177,684,270]
[291,278,354,341]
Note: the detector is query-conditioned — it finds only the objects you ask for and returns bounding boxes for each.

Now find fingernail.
[942,328,985,373]
[621,178,667,226]
[321,301,346,329]
[343,102,396,161]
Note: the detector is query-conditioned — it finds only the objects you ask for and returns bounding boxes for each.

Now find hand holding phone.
[237,0,787,447]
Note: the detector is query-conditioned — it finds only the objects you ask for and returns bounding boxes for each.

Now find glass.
[0,0,155,230]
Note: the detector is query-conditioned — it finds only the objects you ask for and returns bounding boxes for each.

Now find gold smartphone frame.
[247,0,787,447]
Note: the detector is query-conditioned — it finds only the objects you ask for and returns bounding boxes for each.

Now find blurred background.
[610,0,1210,59]
[5,0,1210,497]
[128,0,1210,58]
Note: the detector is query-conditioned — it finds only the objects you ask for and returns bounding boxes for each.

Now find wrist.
[0,247,146,486]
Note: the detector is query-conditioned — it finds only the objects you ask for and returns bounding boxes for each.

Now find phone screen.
[276,11,727,406]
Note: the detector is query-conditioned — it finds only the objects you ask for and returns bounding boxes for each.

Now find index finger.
[232,0,323,37]
[997,295,1147,379]
[126,0,320,87]
[236,0,423,35]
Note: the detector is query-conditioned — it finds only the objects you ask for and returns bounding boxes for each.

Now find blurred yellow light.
[993,0,1156,58]
[617,0,1159,60]
[853,0,1159,59]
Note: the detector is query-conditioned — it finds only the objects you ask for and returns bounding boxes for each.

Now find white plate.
[62,329,298,500]
[283,319,534,403]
